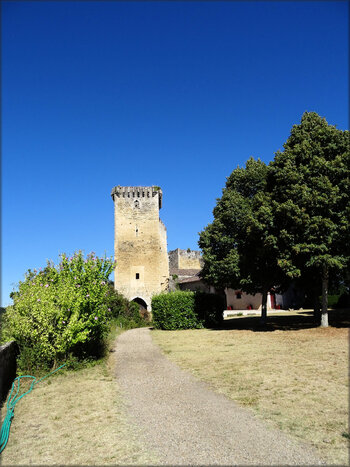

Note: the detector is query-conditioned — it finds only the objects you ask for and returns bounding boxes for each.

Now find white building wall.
[225,288,274,311]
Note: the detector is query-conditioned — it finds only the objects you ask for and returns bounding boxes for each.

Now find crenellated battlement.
[111,186,162,208]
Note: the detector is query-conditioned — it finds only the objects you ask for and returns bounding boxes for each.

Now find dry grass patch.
[152,315,349,465]
[0,344,158,465]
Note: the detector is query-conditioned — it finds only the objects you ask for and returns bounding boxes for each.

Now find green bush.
[5,251,114,370]
[0,307,9,345]
[327,295,340,308]
[151,290,224,330]
[152,291,200,330]
[107,285,148,328]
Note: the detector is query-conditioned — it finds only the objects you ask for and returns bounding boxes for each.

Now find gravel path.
[114,327,323,465]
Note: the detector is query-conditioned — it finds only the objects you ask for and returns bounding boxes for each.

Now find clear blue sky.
[1,1,348,306]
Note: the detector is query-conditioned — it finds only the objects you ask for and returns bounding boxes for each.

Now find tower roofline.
[111,186,163,208]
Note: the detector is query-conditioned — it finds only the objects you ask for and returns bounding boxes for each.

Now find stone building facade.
[111,186,169,310]
[168,248,205,291]
[168,248,203,271]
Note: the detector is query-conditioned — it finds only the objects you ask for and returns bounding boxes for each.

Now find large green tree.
[199,157,287,324]
[269,112,350,327]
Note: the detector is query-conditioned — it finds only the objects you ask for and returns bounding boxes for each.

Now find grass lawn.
[0,330,158,465]
[151,309,349,465]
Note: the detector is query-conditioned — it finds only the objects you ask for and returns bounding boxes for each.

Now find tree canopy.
[199,112,349,327]
[199,157,286,323]
[269,112,350,326]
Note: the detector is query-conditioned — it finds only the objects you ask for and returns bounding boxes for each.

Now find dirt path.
[114,327,323,465]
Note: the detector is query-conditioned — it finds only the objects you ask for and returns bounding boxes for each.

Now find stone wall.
[0,341,18,403]
[168,249,179,271]
[168,248,203,270]
[111,186,169,310]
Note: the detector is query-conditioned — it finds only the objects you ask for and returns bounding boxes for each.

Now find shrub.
[0,307,9,345]
[327,295,340,308]
[107,285,148,327]
[152,290,224,330]
[5,251,114,370]
[152,291,200,330]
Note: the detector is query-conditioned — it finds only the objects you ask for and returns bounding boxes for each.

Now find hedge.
[152,290,224,330]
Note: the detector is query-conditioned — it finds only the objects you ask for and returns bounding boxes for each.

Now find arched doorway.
[132,297,148,310]
[131,297,150,321]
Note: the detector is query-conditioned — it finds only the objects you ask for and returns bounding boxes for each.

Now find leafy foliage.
[269,112,350,324]
[199,157,287,322]
[199,112,349,326]
[107,285,148,328]
[152,291,223,330]
[4,252,115,370]
[152,291,201,330]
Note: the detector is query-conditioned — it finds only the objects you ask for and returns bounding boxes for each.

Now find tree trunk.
[321,267,329,327]
[313,288,321,323]
[260,290,268,325]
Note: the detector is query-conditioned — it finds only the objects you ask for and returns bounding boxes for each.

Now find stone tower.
[111,186,169,310]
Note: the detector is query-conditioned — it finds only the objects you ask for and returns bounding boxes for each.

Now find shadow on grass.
[214,308,350,332]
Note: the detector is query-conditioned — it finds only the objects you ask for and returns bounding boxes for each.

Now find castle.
[111,185,205,311]
[111,185,299,313]
[111,186,169,310]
